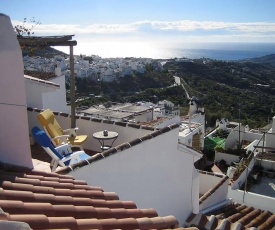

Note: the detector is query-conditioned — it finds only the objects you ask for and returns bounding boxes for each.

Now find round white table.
[93,131,118,151]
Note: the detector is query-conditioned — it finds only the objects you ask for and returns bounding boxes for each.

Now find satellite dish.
[224,124,244,150]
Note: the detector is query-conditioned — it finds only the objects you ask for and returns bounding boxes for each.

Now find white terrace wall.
[27,108,155,152]
[199,172,224,194]
[265,116,275,148]
[25,78,58,110]
[243,131,262,142]
[256,158,275,171]
[155,116,181,129]
[228,189,275,213]
[199,174,229,212]
[245,140,263,154]
[215,151,240,165]
[69,128,200,226]
[42,75,70,114]
[228,155,275,213]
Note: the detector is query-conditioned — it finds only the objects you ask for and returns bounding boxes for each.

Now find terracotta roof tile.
[24,70,56,81]
[0,166,196,230]
[185,203,275,230]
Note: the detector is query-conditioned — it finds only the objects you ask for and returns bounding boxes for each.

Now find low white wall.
[266,117,275,148]
[243,131,262,142]
[155,116,181,129]
[199,173,222,194]
[43,75,70,114]
[25,79,55,109]
[69,128,199,226]
[228,189,275,213]
[256,158,275,171]
[199,177,229,212]
[215,151,240,165]
[27,109,153,152]
[245,139,263,154]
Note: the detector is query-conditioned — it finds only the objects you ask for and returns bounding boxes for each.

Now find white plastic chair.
[32,126,90,172]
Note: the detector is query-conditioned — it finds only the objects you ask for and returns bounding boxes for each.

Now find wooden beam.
[70,45,76,128]
[18,35,74,41]
[19,40,77,47]
[18,35,77,46]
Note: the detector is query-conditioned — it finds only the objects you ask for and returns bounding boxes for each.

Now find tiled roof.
[24,70,56,81]
[185,202,275,230]
[0,162,197,230]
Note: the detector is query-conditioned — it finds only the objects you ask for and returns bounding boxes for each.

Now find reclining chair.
[32,126,90,172]
[37,109,87,150]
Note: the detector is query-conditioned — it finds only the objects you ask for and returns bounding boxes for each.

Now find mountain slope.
[164,59,275,128]
[239,54,275,66]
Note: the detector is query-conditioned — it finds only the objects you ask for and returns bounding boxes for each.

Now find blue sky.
[2,0,275,57]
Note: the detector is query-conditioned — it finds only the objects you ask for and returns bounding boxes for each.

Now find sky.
[1,0,275,57]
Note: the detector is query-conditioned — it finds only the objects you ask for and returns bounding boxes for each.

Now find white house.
[60,124,202,226]
[24,67,70,113]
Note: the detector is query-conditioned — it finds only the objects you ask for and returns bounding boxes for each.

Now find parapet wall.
[27,107,156,152]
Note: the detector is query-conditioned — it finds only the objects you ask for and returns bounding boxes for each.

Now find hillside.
[22,46,68,58]
[164,59,275,128]
[27,46,275,128]
[238,54,275,66]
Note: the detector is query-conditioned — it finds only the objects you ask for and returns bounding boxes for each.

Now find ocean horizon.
[56,42,275,61]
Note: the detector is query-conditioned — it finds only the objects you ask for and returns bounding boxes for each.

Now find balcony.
[28,107,155,172]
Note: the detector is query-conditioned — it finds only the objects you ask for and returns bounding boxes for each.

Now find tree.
[14,17,42,56]
[14,17,41,37]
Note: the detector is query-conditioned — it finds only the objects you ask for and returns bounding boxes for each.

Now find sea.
[58,42,275,61]
[165,44,275,61]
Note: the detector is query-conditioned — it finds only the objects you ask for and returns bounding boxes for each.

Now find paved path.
[174,75,190,99]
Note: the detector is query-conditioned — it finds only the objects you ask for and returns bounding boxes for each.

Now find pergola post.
[70,45,76,128]
[17,35,77,128]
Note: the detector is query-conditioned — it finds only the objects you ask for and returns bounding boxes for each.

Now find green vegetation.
[73,71,187,108]
[73,57,275,128]
[164,59,275,128]
[16,18,275,129]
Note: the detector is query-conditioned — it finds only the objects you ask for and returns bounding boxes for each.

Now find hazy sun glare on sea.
[56,41,173,59]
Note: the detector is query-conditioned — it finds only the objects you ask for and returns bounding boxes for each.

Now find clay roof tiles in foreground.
[0,163,197,230]
[185,202,275,230]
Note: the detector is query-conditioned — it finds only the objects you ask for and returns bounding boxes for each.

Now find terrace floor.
[30,143,97,172]
[249,174,275,198]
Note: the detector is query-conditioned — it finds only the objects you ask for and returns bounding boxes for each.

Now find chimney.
[0,14,33,168]
[55,66,62,76]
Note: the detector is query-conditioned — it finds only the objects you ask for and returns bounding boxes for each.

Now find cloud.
[150,20,275,34]
[11,19,275,43]
[12,19,275,33]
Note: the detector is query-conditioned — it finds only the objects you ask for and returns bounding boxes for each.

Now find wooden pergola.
[18,35,77,128]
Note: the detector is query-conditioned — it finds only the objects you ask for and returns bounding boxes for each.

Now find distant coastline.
[55,42,275,61]
[167,47,275,61]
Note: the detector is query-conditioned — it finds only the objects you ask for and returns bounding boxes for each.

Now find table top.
[93,131,118,140]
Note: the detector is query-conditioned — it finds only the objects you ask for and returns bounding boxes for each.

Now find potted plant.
[214,145,225,153]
